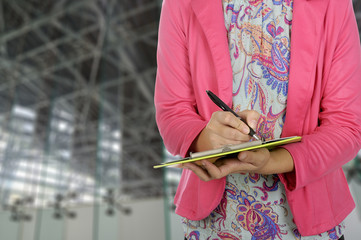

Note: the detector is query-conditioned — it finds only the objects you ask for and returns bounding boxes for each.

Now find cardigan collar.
[190,0,233,104]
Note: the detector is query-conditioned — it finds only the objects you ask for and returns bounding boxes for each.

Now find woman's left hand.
[182,148,293,182]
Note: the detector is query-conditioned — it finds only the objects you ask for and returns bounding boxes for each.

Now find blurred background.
[0,0,360,239]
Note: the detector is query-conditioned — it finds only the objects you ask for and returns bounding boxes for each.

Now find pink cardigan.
[154,0,361,236]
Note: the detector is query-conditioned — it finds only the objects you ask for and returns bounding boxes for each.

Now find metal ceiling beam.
[0,0,163,205]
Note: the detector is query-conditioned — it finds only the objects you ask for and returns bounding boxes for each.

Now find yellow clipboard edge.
[153,136,301,169]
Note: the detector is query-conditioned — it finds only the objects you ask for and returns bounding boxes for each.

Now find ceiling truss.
[0,0,163,207]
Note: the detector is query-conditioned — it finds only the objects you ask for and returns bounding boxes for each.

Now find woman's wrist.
[189,129,208,153]
[267,148,294,174]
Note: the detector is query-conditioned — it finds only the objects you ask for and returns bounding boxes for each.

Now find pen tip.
[253,134,261,141]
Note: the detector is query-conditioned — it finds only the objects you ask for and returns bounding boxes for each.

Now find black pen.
[206,90,261,141]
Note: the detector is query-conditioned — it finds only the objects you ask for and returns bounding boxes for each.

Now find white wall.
[119,198,165,240]
[65,205,93,240]
[169,212,184,240]
[0,197,166,240]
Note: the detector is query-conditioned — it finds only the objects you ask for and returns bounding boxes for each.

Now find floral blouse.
[182,0,344,239]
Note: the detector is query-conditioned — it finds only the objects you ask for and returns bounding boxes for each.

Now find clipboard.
[153,136,301,168]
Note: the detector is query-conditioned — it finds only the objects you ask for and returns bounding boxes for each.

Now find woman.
[154,0,361,239]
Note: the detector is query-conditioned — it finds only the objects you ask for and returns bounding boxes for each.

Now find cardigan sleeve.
[154,0,207,157]
[279,0,361,191]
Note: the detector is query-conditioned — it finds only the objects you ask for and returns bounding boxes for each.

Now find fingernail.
[239,152,247,160]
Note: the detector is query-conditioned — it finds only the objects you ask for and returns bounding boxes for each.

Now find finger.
[203,159,253,179]
[205,133,249,149]
[237,110,260,130]
[238,151,262,166]
[182,162,213,182]
[208,112,249,142]
[217,153,257,173]
[220,126,252,142]
[238,151,250,162]
[201,160,225,179]
[214,157,249,173]
[214,111,251,137]
[237,149,270,171]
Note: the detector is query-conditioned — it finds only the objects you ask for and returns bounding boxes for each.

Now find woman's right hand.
[190,110,260,153]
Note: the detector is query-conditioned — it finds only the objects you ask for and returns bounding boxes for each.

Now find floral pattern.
[225,0,292,140]
[183,174,345,240]
[182,0,345,239]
